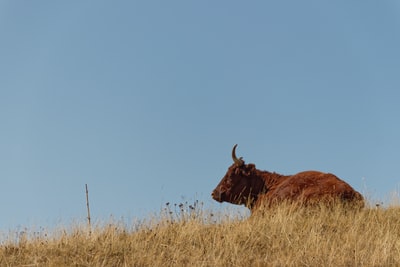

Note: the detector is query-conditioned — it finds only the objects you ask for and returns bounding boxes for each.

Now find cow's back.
[254,171,363,209]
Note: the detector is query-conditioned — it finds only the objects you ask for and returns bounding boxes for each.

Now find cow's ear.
[247,164,256,173]
[241,164,255,177]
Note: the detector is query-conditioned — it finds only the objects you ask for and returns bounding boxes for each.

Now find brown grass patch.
[1,202,400,266]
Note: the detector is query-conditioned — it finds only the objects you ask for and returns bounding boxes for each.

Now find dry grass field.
[1,201,400,267]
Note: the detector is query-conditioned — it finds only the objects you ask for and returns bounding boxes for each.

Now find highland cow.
[212,145,364,212]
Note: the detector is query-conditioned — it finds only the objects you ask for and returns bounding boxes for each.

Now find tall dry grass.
[1,201,400,267]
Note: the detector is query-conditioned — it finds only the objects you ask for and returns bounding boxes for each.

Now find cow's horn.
[232,144,244,166]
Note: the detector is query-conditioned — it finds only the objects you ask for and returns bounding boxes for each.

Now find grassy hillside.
[1,202,400,267]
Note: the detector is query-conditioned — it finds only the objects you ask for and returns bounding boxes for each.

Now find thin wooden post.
[85,184,91,228]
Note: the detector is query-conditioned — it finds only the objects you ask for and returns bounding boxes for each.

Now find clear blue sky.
[1,1,400,230]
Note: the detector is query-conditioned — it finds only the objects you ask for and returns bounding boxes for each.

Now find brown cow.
[212,145,364,212]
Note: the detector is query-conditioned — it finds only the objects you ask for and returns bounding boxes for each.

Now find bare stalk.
[85,184,91,229]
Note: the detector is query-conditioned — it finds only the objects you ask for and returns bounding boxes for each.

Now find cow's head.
[212,145,259,207]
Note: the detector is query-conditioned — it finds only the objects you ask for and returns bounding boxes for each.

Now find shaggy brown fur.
[212,146,364,213]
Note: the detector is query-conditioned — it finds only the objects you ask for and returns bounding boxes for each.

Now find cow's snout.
[211,190,219,201]
[212,190,223,202]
